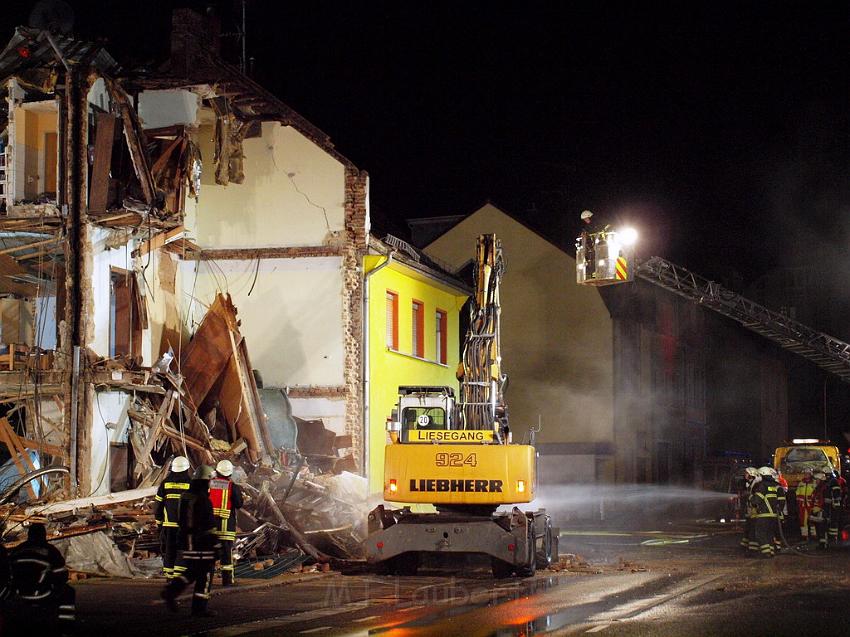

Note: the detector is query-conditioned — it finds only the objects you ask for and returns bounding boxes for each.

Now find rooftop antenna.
[220,0,249,75]
[241,0,247,75]
[28,0,75,36]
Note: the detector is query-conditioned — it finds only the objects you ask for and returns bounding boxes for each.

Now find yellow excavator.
[366,234,556,577]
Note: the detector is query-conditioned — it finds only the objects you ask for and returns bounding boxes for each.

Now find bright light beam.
[619,227,639,246]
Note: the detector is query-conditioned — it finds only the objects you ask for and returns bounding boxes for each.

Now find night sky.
[3,1,849,282]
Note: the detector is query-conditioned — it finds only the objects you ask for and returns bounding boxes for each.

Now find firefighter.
[773,468,788,552]
[161,465,220,617]
[7,523,75,635]
[740,467,760,550]
[154,455,192,579]
[796,468,815,541]
[749,466,779,557]
[810,470,829,549]
[211,459,243,586]
[826,468,844,547]
[580,210,596,278]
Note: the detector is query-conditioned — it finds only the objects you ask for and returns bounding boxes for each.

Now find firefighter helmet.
[171,456,190,473]
[757,466,774,477]
[814,471,827,481]
[193,465,215,481]
[216,459,234,477]
[744,467,759,478]
[580,210,593,221]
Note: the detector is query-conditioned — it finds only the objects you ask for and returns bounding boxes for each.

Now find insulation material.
[55,531,140,578]
[210,97,246,186]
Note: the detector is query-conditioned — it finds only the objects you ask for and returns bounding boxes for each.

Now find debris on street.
[0,293,367,577]
[548,553,603,575]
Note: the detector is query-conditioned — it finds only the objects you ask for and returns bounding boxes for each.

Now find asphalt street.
[61,520,847,637]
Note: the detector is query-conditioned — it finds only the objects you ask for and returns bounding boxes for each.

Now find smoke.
[523,483,735,530]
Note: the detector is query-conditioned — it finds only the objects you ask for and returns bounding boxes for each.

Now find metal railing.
[636,256,850,382]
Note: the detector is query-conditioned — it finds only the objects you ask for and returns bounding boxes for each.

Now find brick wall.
[341,166,368,471]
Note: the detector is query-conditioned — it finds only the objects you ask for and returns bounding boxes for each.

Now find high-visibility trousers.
[753,516,777,557]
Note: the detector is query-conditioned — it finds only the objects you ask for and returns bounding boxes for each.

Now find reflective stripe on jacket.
[209,478,243,540]
[155,472,191,528]
[750,480,778,518]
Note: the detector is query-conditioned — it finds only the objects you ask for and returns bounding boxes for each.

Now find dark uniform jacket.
[155,470,191,528]
[8,538,68,600]
[749,478,779,519]
[177,482,218,554]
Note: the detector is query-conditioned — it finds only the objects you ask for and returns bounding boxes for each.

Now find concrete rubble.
[0,294,368,578]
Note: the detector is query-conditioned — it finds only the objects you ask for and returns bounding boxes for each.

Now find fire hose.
[775,513,831,558]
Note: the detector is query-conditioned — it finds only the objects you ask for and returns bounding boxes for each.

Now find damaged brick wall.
[60,69,95,496]
[342,166,369,471]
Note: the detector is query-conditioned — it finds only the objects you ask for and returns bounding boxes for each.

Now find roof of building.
[0,27,117,83]
[418,199,573,255]
[0,15,359,172]
[369,233,471,294]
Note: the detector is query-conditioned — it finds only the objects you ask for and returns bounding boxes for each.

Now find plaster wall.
[14,105,57,197]
[89,229,158,365]
[288,397,346,435]
[180,256,345,389]
[185,121,346,248]
[35,295,56,350]
[89,390,131,496]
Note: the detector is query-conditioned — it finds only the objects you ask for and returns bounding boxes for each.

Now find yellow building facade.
[364,251,468,493]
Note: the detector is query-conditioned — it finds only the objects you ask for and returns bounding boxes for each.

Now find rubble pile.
[549,553,603,574]
[0,293,368,577]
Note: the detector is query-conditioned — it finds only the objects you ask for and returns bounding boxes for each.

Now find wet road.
[69,520,849,637]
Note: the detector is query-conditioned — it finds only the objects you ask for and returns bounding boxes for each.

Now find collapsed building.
[0,10,376,573]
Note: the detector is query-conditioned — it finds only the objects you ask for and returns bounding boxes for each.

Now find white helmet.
[580,210,594,221]
[757,466,774,477]
[216,459,234,477]
[171,456,190,473]
[744,467,759,478]
[813,470,827,481]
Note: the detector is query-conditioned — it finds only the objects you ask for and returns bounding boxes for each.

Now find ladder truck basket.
[576,229,635,286]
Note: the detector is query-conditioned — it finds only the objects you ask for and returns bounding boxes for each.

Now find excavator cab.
[576,227,637,286]
[391,386,456,442]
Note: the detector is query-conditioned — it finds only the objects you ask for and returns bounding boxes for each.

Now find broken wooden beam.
[88,112,118,213]
[160,424,214,462]
[185,246,343,261]
[133,225,185,258]
[0,237,61,255]
[25,486,158,516]
[258,482,330,563]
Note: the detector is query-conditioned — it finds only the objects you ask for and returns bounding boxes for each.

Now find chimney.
[170,8,222,77]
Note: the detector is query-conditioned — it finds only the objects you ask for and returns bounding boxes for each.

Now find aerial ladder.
[634,257,850,381]
[576,227,850,382]
[366,235,557,577]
